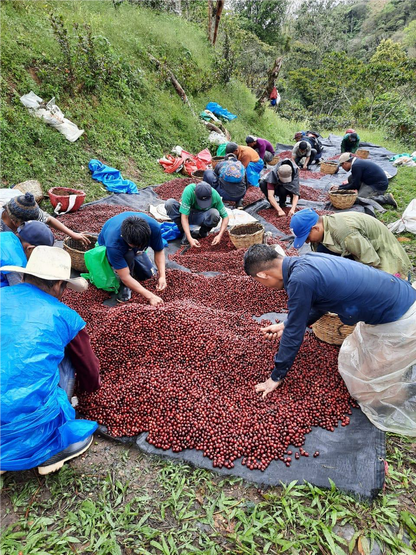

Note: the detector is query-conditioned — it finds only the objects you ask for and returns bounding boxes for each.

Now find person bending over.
[203,154,246,208]
[260,159,299,217]
[292,140,316,169]
[98,212,166,305]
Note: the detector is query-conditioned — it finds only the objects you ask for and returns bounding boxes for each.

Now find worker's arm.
[65,327,100,393]
[46,215,90,246]
[303,156,310,170]
[288,194,299,217]
[180,213,200,248]
[211,216,229,245]
[154,249,167,291]
[257,143,266,160]
[343,232,381,268]
[267,188,285,216]
[255,281,314,398]
[116,266,164,306]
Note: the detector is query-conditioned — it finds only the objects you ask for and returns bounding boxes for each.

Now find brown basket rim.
[63,234,98,253]
[48,187,86,197]
[229,222,264,237]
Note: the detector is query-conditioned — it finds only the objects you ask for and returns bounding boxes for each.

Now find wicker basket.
[356,149,369,159]
[312,313,356,345]
[320,161,339,175]
[63,234,98,273]
[212,156,225,168]
[13,180,43,203]
[191,170,205,181]
[228,222,264,249]
[329,190,358,209]
[267,154,280,166]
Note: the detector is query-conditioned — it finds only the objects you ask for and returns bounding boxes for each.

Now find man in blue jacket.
[336,153,397,207]
[243,245,416,398]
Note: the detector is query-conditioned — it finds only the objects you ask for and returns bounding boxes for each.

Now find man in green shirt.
[340,132,360,153]
[165,182,229,249]
[290,209,412,279]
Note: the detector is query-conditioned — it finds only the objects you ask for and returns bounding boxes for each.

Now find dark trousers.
[165,198,220,233]
[124,250,155,281]
[203,170,246,203]
[295,148,317,167]
[260,181,293,208]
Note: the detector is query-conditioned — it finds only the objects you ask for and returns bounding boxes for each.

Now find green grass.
[1,434,415,555]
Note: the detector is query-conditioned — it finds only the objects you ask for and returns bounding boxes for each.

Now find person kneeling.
[98,212,166,305]
[0,247,100,475]
[260,159,299,217]
[203,154,246,209]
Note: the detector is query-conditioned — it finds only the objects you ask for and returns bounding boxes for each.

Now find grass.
[1,434,415,554]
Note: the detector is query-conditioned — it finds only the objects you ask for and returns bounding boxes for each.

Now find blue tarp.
[160,222,181,247]
[89,159,139,194]
[205,102,237,121]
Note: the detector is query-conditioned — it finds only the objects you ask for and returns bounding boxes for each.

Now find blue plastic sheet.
[246,159,264,187]
[160,222,181,247]
[0,284,97,470]
[205,102,237,121]
[0,233,26,287]
[89,159,139,194]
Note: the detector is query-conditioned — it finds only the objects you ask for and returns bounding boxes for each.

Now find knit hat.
[6,192,40,222]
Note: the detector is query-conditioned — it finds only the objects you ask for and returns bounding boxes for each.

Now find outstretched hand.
[260,322,285,341]
[255,378,283,399]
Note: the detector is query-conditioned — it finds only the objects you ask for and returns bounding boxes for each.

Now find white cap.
[0,246,88,292]
[339,153,352,164]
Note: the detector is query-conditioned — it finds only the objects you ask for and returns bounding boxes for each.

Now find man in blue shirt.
[98,212,166,305]
[243,245,416,398]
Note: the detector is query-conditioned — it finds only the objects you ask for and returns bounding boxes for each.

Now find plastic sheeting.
[388,199,416,234]
[339,301,416,436]
[80,187,386,499]
[88,159,139,194]
[205,102,237,121]
[1,284,97,470]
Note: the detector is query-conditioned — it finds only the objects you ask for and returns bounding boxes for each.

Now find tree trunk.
[254,56,283,115]
[208,0,213,42]
[212,0,224,45]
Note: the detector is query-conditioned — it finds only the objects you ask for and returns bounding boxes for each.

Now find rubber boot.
[371,193,397,208]
[198,225,211,239]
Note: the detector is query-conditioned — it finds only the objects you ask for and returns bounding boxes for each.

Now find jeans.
[123,250,156,281]
[58,355,76,400]
[260,181,293,208]
[165,198,220,232]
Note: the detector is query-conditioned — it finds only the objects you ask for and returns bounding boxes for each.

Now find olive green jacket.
[312,212,411,277]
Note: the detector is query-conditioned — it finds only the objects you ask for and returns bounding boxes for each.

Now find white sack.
[388,199,416,234]
[338,301,416,436]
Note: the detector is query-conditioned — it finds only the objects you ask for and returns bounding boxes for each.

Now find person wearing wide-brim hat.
[0,246,100,475]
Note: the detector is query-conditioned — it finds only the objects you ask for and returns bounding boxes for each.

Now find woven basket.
[228,222,264,249]
[329,190,358,209]
[13,180,43,203]
[312,313,356,345]
[267,154,280,166]
[191,170,205,182]
[320,161,339,175]
[63,234,98,272]
[356,149,369,159]
[212,156,225,168]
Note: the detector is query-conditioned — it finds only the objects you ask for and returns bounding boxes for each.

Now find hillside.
[1,0,300,201]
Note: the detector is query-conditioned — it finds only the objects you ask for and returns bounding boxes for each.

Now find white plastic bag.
[20,91,84,142]
[208,131,227,145]
[338,301,416,435]
[388,199,416,234]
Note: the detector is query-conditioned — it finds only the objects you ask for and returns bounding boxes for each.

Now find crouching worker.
[260,159,299,217]
[225,142,264,186]
[290,209,412,279]
[165,182,229,249]
[98,212,166,305]
[1,221,54,287]
[203,154,246,208]
[243,245,416,434]
[1,192,90,246]
[0,247,100,475]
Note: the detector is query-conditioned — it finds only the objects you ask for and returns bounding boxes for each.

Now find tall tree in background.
[230,0,289,45]
[208,0,224,45]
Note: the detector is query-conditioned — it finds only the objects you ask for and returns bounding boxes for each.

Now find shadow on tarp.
[77,168,386,500]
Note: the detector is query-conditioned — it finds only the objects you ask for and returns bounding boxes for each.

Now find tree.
[230,0,289,45]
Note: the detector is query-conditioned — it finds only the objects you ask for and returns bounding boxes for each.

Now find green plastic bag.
[216,143,227,156]
[81,245,120,293]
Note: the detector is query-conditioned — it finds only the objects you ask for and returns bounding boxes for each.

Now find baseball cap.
[245,135,256,144]
[290,209,319,249]
[339,153,352,164]
[194,182,213,209]
[277,165,292,183]
[17,220,54,247]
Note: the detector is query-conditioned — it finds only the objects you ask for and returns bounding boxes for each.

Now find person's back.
[351,158,388,189]
[237,145,260,167]
[317,212,411,276]
[1,282,97,471]
[284,253,416,326]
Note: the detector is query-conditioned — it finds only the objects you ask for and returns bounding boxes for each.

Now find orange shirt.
[236,145,260,168]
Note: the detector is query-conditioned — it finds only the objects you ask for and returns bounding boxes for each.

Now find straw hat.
[0,246,88,292]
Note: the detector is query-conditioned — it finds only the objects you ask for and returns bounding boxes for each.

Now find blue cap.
[17,220,54,247]
[290,209,319,249]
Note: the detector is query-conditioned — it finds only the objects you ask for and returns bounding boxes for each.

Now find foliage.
[229,0,289,46]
